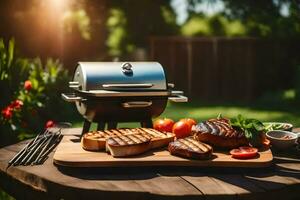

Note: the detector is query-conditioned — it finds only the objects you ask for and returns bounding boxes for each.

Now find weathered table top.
[0,128,300,200]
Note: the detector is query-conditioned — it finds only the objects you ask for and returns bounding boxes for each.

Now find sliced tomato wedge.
[230,146,258,159]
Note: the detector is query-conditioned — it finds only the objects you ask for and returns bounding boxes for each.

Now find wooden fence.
[149,36,300,101]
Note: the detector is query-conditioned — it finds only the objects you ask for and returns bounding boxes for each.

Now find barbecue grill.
[62,62,187,135]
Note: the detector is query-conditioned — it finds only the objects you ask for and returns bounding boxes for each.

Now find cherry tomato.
[172,121,191,138]
[230,146,258,159]
[180,118,197,128]
[153,118,174,132]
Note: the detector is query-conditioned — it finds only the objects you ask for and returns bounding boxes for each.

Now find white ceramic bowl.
[266,130,298,150]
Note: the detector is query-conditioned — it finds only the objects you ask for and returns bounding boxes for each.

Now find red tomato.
[45,120,55,128]
[230,146,258,159]
[153,118,174,132]
[172,121,191,138]
[180,118,197,128]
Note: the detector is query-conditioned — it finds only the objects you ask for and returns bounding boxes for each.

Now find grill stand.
[81,119,153,137]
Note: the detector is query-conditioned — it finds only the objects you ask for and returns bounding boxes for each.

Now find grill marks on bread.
[107,134,151,146]
[82,128,175,153]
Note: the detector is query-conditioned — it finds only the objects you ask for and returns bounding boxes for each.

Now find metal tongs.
[6,122,71,169]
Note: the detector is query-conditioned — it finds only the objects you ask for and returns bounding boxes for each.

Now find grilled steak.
[168,137,213,160]
[81,128,175,152]
[106,134,151,157]
[192,118,248,148]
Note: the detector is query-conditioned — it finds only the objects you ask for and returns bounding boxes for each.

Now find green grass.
[0,189,14,200]
[71,100,300,128]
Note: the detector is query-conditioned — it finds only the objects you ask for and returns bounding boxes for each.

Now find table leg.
[107,122,118,129]
[81,119,91,136]
[141,119,153,128]
[97,122,105,131]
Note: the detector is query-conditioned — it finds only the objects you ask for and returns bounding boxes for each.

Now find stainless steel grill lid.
[62,61,188,135]
[70,62,167,92]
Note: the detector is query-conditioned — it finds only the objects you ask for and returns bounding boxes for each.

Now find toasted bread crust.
[81,132,106,151]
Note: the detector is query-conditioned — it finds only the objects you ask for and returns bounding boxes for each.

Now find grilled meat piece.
[168,137,213,160]
[192,118,248,148]
[106,134,151,157]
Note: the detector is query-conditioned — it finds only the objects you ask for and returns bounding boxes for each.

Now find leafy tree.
[106,0,178,58]
[183,0,300,38]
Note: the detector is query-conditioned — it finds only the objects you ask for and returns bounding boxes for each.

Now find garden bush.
[0,38,74,147]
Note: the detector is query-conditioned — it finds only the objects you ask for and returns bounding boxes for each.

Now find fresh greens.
[263,122,292,131]
[230,114,265,146]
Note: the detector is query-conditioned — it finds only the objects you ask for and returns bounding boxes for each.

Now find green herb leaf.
[229,114,264,146]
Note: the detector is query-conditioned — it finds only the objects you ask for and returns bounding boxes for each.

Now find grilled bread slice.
[81,128,175,151]
[81,130,128,151]
[168,137,213,160]
[106,134,151,157]
[133,128,175,149]
[192,118,248,149]
[81,131,107,151]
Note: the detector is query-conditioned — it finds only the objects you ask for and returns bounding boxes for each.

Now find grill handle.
[168,90,188,102]
[122,101,152,108]
[102,83,153,89]
[61,93,82,102]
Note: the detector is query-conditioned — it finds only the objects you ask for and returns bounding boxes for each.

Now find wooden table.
[0,128,300,200]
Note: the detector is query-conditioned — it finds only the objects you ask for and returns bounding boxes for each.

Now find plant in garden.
[0,38,70,145]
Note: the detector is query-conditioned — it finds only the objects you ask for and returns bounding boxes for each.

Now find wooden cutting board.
[53,135,273,168]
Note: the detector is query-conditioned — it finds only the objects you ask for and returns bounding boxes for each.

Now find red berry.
[1,107,13,119]
[24,80,32,91]
[45,120,55,128]
[11,100,23,109]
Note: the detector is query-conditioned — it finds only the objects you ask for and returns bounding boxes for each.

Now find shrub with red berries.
[0,38,70,145]
[1,100,23,120]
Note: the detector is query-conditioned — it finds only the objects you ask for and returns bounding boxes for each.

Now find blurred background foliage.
[106,0,178,58]
[0,0,299,64]
[0,38,77,147]
[0,0,299,143]
[0,0,298,144]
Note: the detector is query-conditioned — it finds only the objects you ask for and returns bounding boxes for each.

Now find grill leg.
[97,122,105,131]
[107,122,117,129]
[141,119,153,128]
[82,119,91,136]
